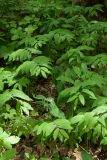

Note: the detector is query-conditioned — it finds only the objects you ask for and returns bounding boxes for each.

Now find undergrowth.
[0,0,107,159]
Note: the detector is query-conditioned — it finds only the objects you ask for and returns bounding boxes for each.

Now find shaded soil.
[13,136,107,160]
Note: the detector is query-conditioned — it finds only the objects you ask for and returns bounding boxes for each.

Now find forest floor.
[13,80,107,160]
[14,138,107,160]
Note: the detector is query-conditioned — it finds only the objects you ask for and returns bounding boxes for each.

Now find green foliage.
[0,127,19,149]
[81,151,93,160]
[0,0,107,158]
[34,118,72,142]
[25,152,37,160]
[0,149,16,160]
[35,95,65,118]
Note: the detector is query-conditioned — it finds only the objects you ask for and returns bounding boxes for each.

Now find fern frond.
[9,49,31,62]
[51,29,74,43]
[64,5,84,15]
[33,56,51,65]
[0,89,32,107]
[34,34,52,48]
[0,68,15,91]
[16,61,37,75]
[57,45,93,64]
[85,4,103,17]
[8,48,42,62]
[86,54,107,68]
[16,56,52,78]
[34,28,74,48]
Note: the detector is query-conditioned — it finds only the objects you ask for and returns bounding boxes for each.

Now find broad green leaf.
[40,157,49,160]
[59,129,69,139]
[79,94,85,105]
[70,84,81,95]
[92,105,107,115]
[19,100,33,116]
[58,131,64,142]
[5,136,20,144]
[93,124,101,139]
[67,94,78,102]
[2,141,12,149]
[70,115,84,124]
[81,63,88,73]
[43,123,55,137]
[9,49,31,62]
[37,122,48,135]
[16,61,36,76]
[35,68,41,76]
[41,70,47,78]
[33,56,51,64]
[81,151,93,160]
[78,45,94,51]
[59,88,71,98]
[49,99,65,118]
[54,119,72,130]
[0,131,8,140]
[50,105,65,118]
[53,128,59,140]
[25,153,36,160]
[56,76,73,83]
[101,137,107,145]
[0,91,12,107]
[0,82,4,91]
[0,127,3,133]
[73,66,81,76]
[11,89,32,101]
[41,67,51,74]
[82,89,96,99]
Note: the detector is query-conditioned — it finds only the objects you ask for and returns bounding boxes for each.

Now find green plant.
[25,152,37,160]
[0,0,107,159]
[0,149,16,160]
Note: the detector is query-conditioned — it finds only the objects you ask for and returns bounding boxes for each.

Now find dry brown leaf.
[72,149,82,160]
